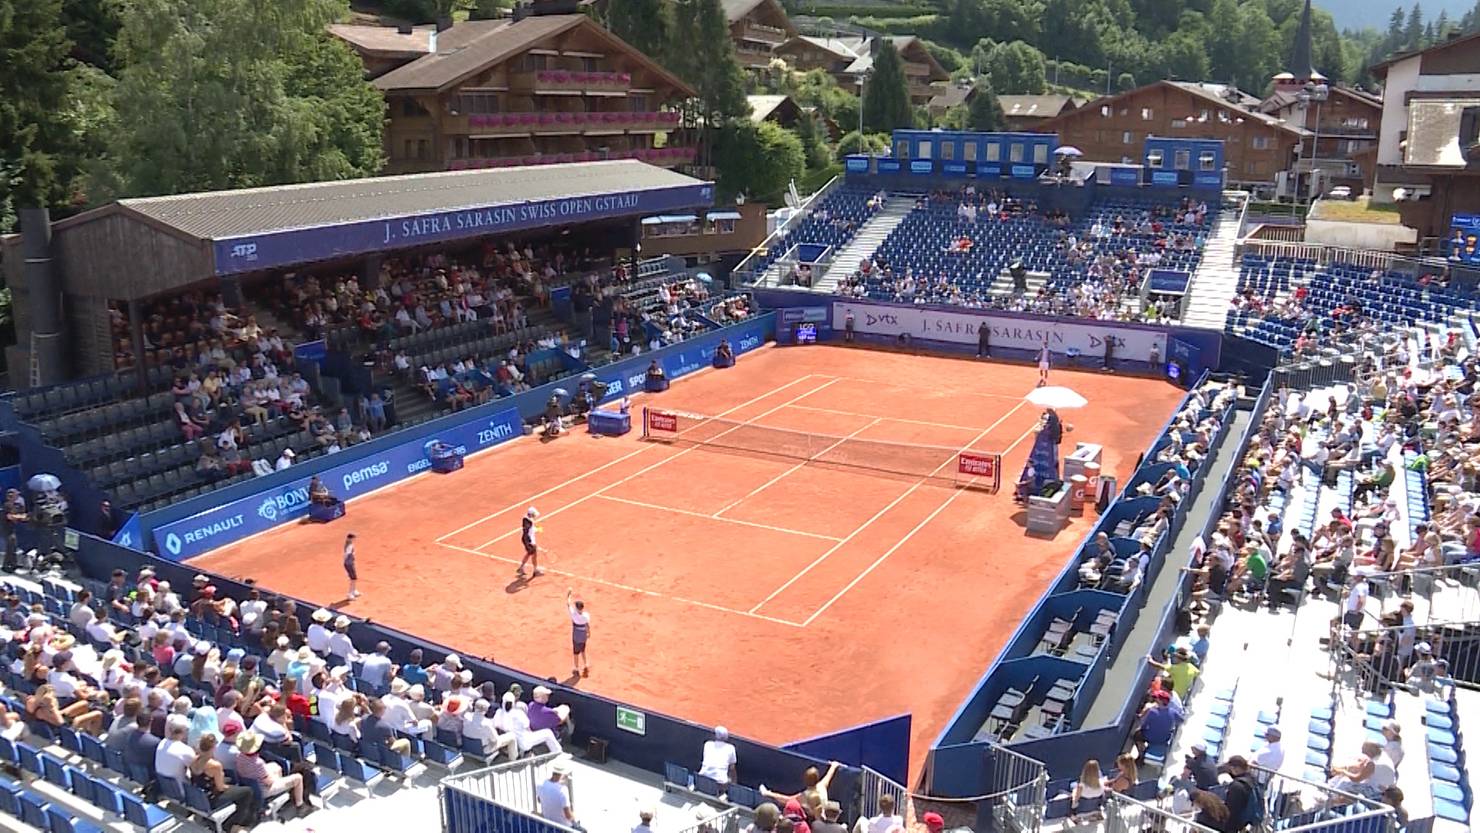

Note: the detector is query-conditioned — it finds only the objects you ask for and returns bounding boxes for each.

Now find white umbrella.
[27,474,61,492]
[1025,386,1088,410]
[1053,146,1084,157]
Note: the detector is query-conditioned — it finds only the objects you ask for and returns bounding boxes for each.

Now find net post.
[641,406,649,440]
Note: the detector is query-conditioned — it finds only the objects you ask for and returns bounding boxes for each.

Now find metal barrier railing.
[440,775,576,833]
[1232,239,1450,280]
[982,743,1048,833]
[672,806,742,833]
[439,751,570,817]
[733,175,843,284]
[1102,791,1218,833]
[860,765,907,822]
[1334,616,1480,694]
[1334,562,1480,627]
[1253,764,1399,833]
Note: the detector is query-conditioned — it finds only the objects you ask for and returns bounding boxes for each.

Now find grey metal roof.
[115,160,707,241]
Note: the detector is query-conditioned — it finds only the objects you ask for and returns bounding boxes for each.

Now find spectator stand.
[927,374,1240,799]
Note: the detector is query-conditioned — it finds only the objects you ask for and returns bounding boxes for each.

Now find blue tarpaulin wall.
[784,714,912,786]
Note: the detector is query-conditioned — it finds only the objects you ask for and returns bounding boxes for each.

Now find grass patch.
[1309,196,1403,225]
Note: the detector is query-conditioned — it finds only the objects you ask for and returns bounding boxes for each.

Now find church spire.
[1287,0,1319,84]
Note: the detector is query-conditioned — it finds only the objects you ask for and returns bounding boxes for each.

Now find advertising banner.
[293,340,328,366]
[1448,213,1480,266]
[153,407,523,561]
[877,160,902,174]
[845,156,871,173]
[829,300,1167,360]
[213,183,715,275]
[909,160,934,175]
[592,316,770,402]
[1151,170,1179,186]
[1108,168,1141,186]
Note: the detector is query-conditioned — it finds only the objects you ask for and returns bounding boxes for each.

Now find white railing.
[439,751,570,816]
[733,175,844,284]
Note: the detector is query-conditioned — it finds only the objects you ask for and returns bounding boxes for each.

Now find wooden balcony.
[459,111,682,136]
[511,69,631,96]
[737,21,789,45]
[448,146,696,170]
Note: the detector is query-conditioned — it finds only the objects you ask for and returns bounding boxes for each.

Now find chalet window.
[1146,149,1164,167]
[630,95,649,111]
[1251,135,1271,150]
[1199,151,1216,170]
[403,140,414,159]
[1032,143,1048,164]
[1170,119,1187,129]
[1218,111,1232,123]
[401,100,422,117]
[1141,107,1153,120]
[1174,149,1190,170]
[1009,143,1024,162]
[1122,131,1134,144]
[583,57,599,72]
[1100,105,1111,117]
[457,94,500,115]
[417,139,429,160]
[522,54,547,71]
[1199,109,1209,122]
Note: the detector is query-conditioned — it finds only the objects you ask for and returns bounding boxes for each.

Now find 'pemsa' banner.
[153,407,523,561]
[213,183,714,276]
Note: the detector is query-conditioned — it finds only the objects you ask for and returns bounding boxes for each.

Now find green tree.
[671,0,749,129]
[793,109,829,169]
[713,120,804,204]
[986,40,1048,94]
[104,0,383,197]
[607,0,671,68]
[1405,3,1425,49]
[1204,0,1242,83]
[966,81,1004,131]
[1153,30,1210,81]
[1040,0,1106,68]
[835,130,891,160]
[1,0,97,225]
[61,0,121,73]
[862,39,912,132]
[1232,3,1281,92]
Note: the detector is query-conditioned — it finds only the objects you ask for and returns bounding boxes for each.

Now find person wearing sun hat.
[305,608,333,653]
[327,616,358,663]
[536,755,579,829]
[233,730,306,810]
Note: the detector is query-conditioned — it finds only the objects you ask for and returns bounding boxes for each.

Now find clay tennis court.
[192,344,1185,777]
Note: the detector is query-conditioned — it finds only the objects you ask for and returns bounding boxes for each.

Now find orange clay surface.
[193,345,1185,778]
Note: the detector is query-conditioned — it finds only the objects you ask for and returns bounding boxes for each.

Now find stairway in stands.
[815,199,916,291]
[1179,210,1243,328]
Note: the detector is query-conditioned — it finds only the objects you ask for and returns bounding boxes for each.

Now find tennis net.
[642,407,1002,491]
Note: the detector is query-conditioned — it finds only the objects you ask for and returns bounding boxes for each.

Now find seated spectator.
[462,697,517,760]
[234,731,306,810]
[189,733,257,829]
[698,725,737,785]
[27,681,103,734]
[1131,690,1181,761]
[357,697,411,757]
[154,720,196,785]
[1069,759,1105,822]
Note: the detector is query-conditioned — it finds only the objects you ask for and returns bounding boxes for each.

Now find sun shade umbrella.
[1025,386,1088,410]
[1053,146,1083,157]
[27,474,61,492]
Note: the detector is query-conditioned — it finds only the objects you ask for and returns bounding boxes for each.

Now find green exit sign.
[616,706,646,735]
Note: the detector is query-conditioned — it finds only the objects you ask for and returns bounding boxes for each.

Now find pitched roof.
[999,94,1072,119]
[720,0,766,22]
[372,14,694,97]
[1370,29,1480,78]
[327,23,436,57]
[108,161,706,241]
[929,85,975,110]
[790,35,862,60]
[1044,81,1308,137]
[838,36,948,80]
[747,94,793,122]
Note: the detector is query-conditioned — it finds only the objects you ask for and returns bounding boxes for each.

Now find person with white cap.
[383,678,432,737]
[1251,725,1285,780]
[306,608,333,654]
[1379,719,1404,767]
[344,532,360,599]
[1405,642,1439,692]
[536,756,580,830]
[461,697,518,760]
[432,653,462,694]
[699,725,738,785]
[327,616,358,663]
[518,508,544,578]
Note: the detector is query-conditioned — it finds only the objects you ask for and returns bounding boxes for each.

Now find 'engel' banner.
[830,300,1167,360]
[153,406,523,561]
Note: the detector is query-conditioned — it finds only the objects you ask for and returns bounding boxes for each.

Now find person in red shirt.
[280,677,312,720]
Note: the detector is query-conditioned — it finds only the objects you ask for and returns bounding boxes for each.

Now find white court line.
[469,377,843,551]
[787,405,985,434]
[712,417,883,518]
[818,374,1027,401]
[435,541,806,628]
[801,408,1047,626]
[436,372,824,543]
[597,494,843,542]
[749,398,1032,615]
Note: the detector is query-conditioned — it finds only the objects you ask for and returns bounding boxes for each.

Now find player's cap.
[527,507,540,518]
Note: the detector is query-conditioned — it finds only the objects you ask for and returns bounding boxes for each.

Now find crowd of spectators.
[837,189,1208,323]
[110,292,291,374]
[0,567,579,829]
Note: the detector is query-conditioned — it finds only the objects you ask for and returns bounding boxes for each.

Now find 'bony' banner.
[152,407,523,561]
[829,300,1167,361]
